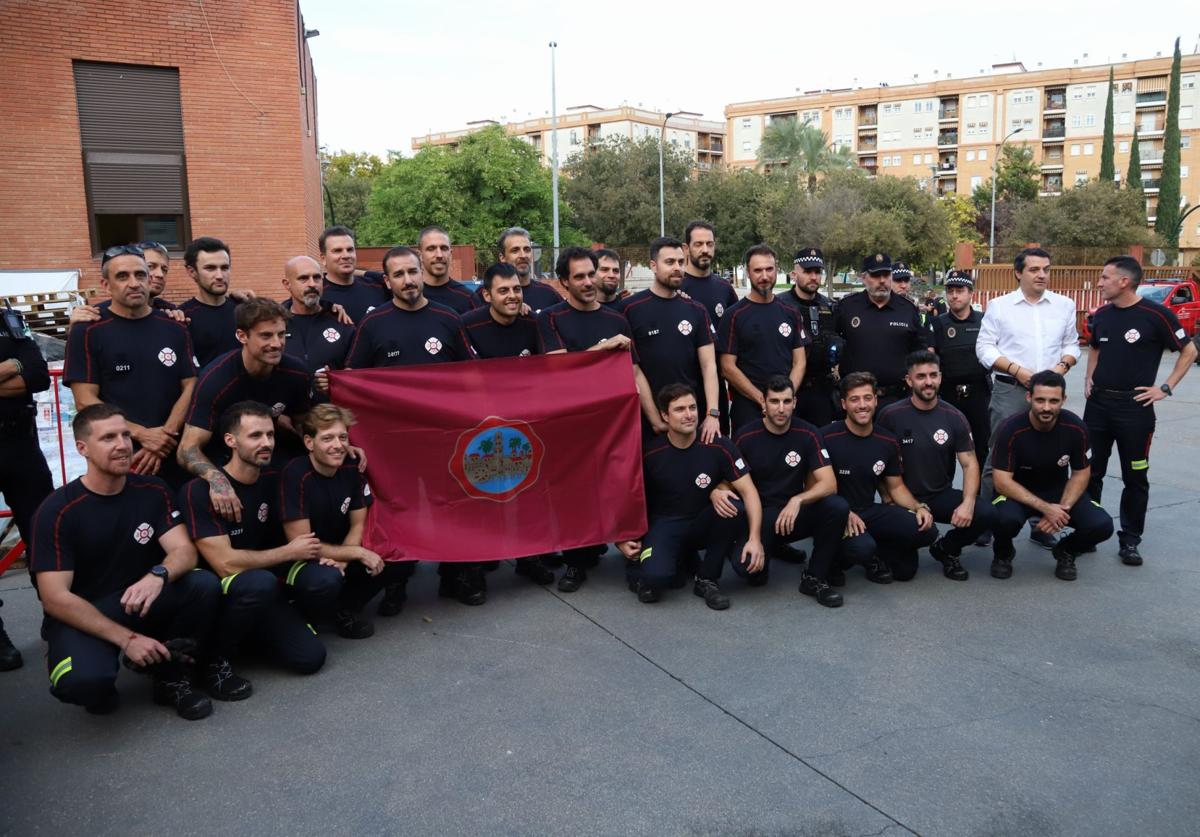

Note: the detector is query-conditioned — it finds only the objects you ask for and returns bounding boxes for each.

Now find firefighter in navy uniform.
[778,247,842,426]
[932,270,992,466]
[0,302,55,670]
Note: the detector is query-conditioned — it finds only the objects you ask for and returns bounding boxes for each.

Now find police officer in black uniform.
[1084,256,1196,566]
[0,300,54,670]
[835,254,931,409]
[932,270,992,466]
[778,247,842,426]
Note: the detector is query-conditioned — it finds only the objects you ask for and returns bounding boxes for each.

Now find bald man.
[280,256,355,400]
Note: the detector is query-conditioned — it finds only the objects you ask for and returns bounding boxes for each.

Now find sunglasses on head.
[101,244,145,266]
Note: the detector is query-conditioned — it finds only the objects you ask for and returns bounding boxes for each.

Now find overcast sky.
[301,0,1197,159]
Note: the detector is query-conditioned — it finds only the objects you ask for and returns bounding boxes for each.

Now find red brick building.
[0,0,322,302]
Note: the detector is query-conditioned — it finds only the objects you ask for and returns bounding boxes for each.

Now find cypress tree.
[1099,67,1116,182]
[1155,38,1183,246]
[1127,126,1145,222]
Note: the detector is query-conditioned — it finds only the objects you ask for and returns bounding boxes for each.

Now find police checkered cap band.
[794,255,824,266]
[945,273,973,287]
[892,267,913,279]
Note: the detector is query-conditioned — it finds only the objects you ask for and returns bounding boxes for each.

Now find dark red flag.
[328,351,647,562]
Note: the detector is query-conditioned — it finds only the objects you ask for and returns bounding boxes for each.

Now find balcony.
[858,136,877,152]
[1136,92,1167,108]
[1140,153,1163,168]
[1043,119,1066,139]
[938,98,959,121]
[937,130,958,147]
[1044,90,1067,112]
[1141,178,1161,193]
[1040,159,1064,170]
[1139,121,1165,136]
[858,106,877,127]
[938,156,957,173]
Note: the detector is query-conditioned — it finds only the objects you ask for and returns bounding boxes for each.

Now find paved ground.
[2,351,1198,836]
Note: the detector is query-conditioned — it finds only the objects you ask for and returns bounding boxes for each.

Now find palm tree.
[757,119,855,193]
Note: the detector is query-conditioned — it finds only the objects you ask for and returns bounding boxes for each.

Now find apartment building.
[414,105,726,168]
[0,0,324,301]
[726,53,1200,249]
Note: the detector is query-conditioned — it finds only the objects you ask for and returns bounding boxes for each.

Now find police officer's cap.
[861,253,893,274]
[944,269,974,289]
[891,262,913,281]
[793,247,825,269]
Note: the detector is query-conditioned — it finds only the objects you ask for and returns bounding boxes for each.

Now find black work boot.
[203,656,253,701]
[152,664,213,720]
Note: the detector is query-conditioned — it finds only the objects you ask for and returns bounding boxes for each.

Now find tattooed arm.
[178,423,243,522]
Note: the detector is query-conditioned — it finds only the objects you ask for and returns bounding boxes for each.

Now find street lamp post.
[659,111,677,238]
[989,126,1023,263]
[549,41,560,263]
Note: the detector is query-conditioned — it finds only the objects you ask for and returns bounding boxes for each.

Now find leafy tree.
[756,120,855,193]
[359,127,582,256]
[1126,126,1143,193]
[679,166,780,266]
[1009,181,1155,250]
[561,135,693,247]
[1099,67,1116,182]
[970,144,1040,211]
[1155,37,1183,246]
[320,148,384,233]
[756,169,953,275]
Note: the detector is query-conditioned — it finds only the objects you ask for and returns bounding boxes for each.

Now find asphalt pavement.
[2,350,1198,836]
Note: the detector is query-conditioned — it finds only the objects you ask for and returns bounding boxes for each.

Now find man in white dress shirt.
[975,248,1081,544]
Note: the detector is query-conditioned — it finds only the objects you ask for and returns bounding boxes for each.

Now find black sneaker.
[152,670,213,720]
[1119,544,1143,566]
[557,566,587,593]
[636,582,661,604]
[929,538,969,581]
[0,611,22,672]
[863,559,894,584]
[1053,545,1078,581]
[693,578,730,610]
[990,546,1015,579]
[458,566,487,606]
[378,582,407,617]
[799,573,844,608]
[514,558,555,585]
[334,609,375,639]
[827,568,847,588]
[203,657,253,701]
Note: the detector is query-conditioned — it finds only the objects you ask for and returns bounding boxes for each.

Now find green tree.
[320,148,384,233]
[756,169,953,275]
[560,135,693,247]
[1127,126,1143,193]
[971,144,1040,211]
[359,126,581,256]
[1099,67,1116,183]
[756,119,855,193]
[679,166,778,266]
[1155,37,1183,246]
[1009,181,1155,252]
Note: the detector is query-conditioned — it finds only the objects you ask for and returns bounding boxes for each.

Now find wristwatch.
[708,408,719,418]
[149,565,169,584]
[1160,383,1173,397]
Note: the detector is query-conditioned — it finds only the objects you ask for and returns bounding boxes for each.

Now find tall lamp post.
[549,41,560,263]
[989,126,1023,263]
[658,111,678,238]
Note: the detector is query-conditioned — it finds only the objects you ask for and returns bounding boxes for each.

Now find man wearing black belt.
[991,371,1113,580]
[835,253,930,410]
[932,270,992,466]
[778,247,842,426]
[1084,256,1196,566]
[717,244,808,431]
[0,302,54,671]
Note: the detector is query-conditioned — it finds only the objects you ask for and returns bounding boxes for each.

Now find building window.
[1072,88,1083,99]
[1023,118,1033,128]
[742,140,751,151]
[741,117,752,128]
[1119,141,1129,152]
[967,95,977,108]
[1083,143,1094,155]
[1119,111,1131,124]
[1024,93,1034,103]
[893,155,902,166]
[73,61,189,254]
[1086,85,1096,98]
[1071,115,1081,127]
[881,157,889,168]
[970,175,983,189]
[980,121,989,130]
[1070,144,1081,156]
[1181,105,1194,121]
[1183,75,1196,90]
[1085,114,1096,127]
[924,153,933,164]
[965,150,975,161]
[913,153,922,164]
[1075,171,1088,185]
[979,149,988,160]
[1183,165,1190,179]
[1182,136,1191,149]
[926,101,934,112]
[1011,94,1021,104]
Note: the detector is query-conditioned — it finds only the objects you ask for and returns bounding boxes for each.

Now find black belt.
[1096,388,1139,398]
[995,374,1021,386]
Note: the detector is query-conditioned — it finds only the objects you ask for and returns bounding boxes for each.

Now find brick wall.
[0,0,322,303]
